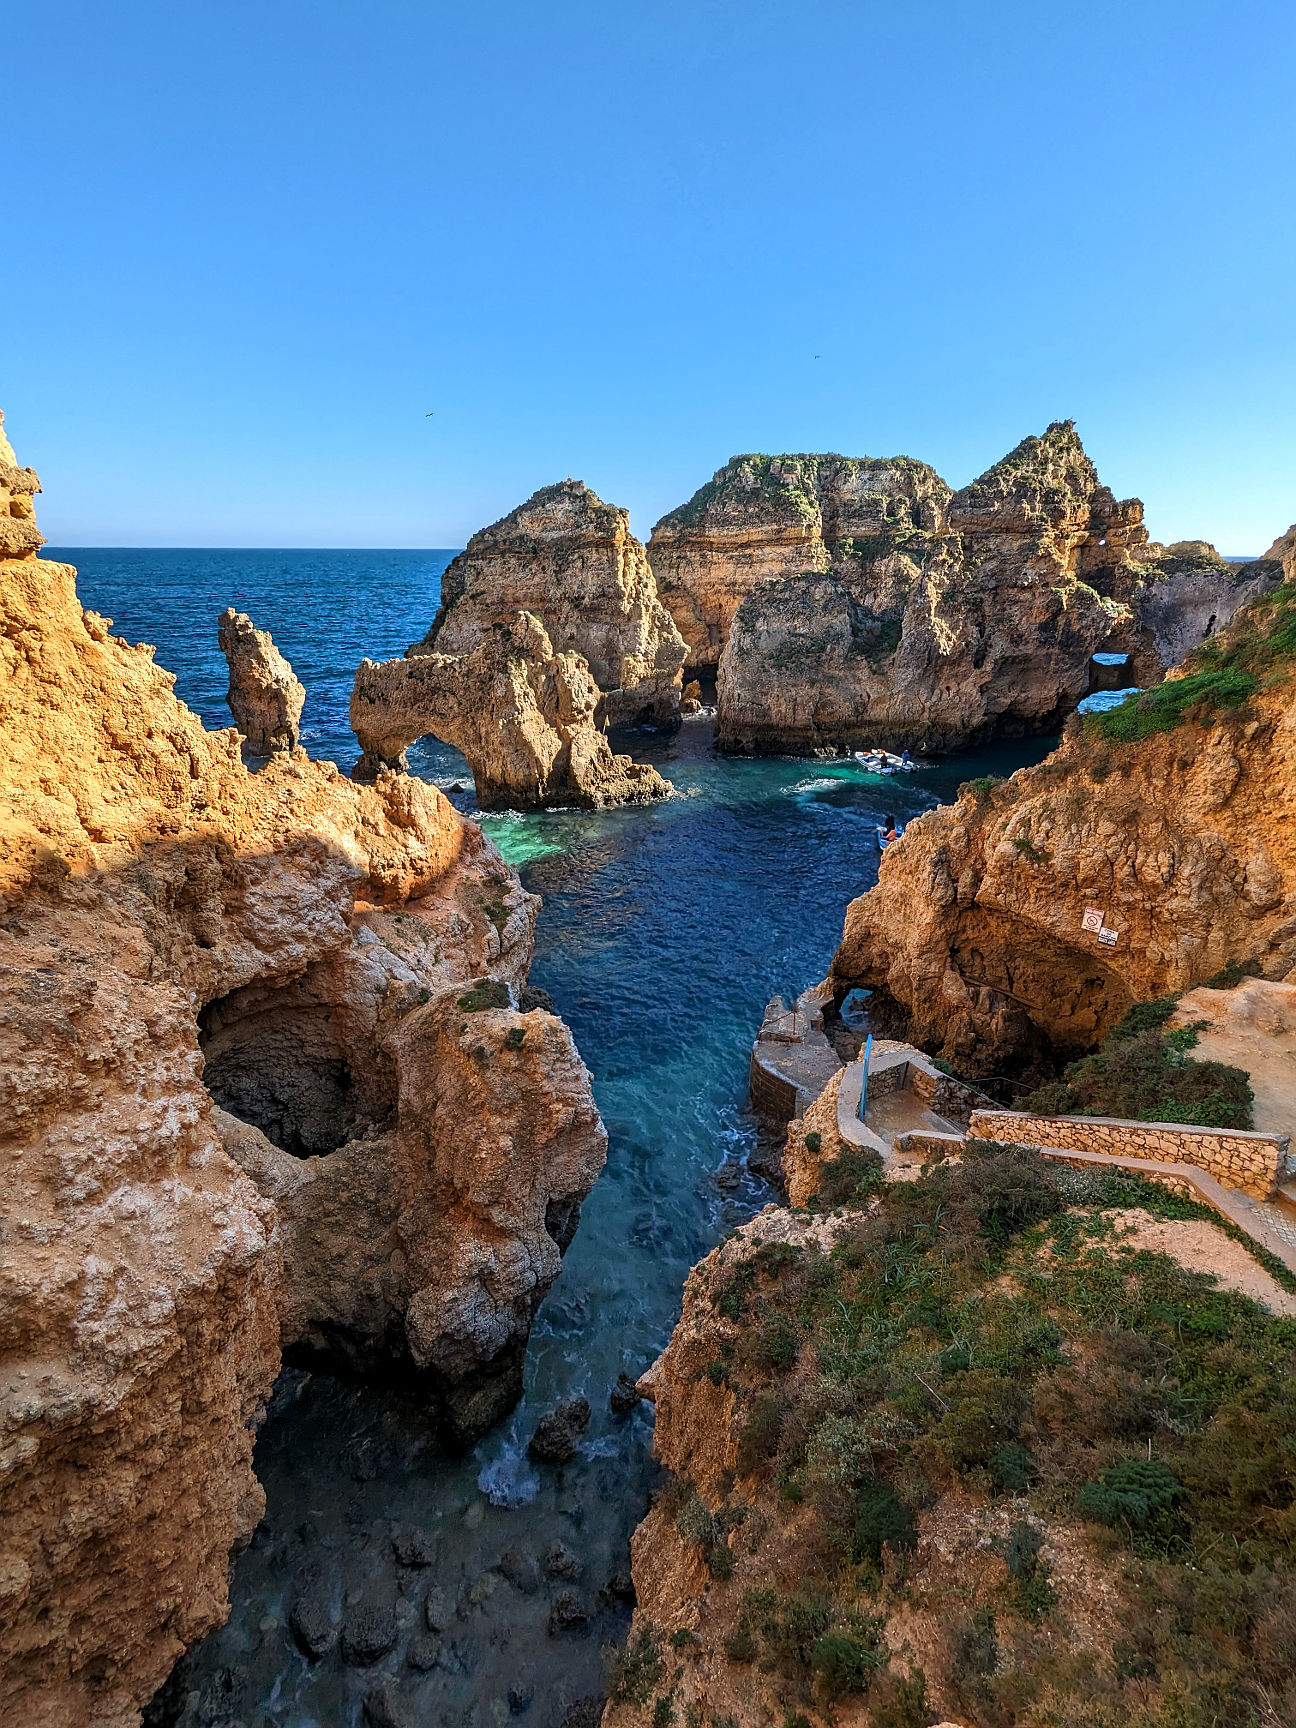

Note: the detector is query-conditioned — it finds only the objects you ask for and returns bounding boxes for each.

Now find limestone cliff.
[351,611,671,809]
[0,423,606,1726]
[217,607,306,754]
[659,425,1271,755]
[714,425,1158,754]
[829,575,1296,1072]
[649,453,950,670]
[423,478,687,724]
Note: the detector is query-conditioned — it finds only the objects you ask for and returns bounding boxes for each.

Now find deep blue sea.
[57,550,1056,1728]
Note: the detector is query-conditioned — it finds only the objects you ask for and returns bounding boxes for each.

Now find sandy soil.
[1172,980,1296,1146]
[1102,1207,1296,1316]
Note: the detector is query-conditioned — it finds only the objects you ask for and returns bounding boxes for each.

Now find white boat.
[854,750,920,774]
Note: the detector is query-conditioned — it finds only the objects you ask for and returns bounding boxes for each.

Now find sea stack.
[423,478,687,725]
[217,606,306,754]
[652,424,1276,756]
[648,452,950,670]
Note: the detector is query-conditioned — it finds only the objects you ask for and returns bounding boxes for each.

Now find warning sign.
[1081,907,1104,933]
[1098,927,1119,947]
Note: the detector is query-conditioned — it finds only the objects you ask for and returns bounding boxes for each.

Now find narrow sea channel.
[63,550,1055,1728]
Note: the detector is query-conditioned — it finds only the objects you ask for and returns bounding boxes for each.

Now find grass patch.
[1087,576,1296,743]
[700,1140,1296,1722]
[455,979,512,1013]
[1019,994,1254,1129]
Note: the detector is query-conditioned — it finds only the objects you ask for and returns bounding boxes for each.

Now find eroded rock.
[351,612,671,810]
[655,426,1278,754]
[422,478,686,725]
[527,1397,592,1465]
[829,582,1296,1070]
[0,415,607,1726]
[217,607,306,754]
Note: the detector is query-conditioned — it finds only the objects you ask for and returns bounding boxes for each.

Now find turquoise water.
[60,551,1056,1727]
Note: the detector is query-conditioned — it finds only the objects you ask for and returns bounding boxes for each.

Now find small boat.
[854,750,920,774]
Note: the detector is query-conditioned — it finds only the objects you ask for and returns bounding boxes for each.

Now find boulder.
[527,1397,592,1465]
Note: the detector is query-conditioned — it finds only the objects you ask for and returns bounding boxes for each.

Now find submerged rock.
[217,606,306,754]
[288,1596,335,1661]
[499,1548,542,1593]
[527,1397,592,1465]
[406,1634,443,1672]
[543,1542,584,1581]
[340,1604,398,1666]
[547,1590,589,1634]
[392,1529,436,1568]
[351,611,671,810]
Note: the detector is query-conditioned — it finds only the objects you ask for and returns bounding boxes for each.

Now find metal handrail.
[857,1032,873,1123]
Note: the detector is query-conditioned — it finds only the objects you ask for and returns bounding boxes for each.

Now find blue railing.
[857,1032,873,1123]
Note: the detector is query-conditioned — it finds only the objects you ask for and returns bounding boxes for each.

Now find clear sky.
[6,0,1295,551]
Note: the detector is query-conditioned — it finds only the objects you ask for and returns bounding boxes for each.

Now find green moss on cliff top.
[653,453,947,535]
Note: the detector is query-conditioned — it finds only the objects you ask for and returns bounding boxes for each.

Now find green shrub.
[707,1541,734,1581]
[737,1392,785,1474]
[608,1628,664,1704]
[990,1442,1039,1493]
[811,1625,884,1699]
[803,1130,822,1154]
[723,1621,756,1664]
[816,1148,884,1207]
[867,1670,931,1728]
[1020,1015,1254,1130]
[455,979,512,1013]
[849,1479,918,1565]
[960,774,1003,802]
[1203,957,1263,990]
[1011,835,1049,864]
[652,1694,674,1728]
[1076,1458,1184,1530]
[505,1025,526,1050]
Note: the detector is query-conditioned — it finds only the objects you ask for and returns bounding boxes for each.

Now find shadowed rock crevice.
[199,980,394,1157]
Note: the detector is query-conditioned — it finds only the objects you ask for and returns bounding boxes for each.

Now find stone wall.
[968,1109,1288,1199]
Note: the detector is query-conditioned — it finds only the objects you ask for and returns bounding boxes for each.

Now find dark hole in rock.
[199,978,394,1157]
[544,1195,583,1253]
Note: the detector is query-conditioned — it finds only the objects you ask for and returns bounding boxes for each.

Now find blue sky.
[6,0,1294,551]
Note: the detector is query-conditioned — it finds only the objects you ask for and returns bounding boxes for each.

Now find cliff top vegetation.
[1089,575,1296,742]
[652,453,948,533]
[1019,994,1255,1128]
[642,1142,1296,1726]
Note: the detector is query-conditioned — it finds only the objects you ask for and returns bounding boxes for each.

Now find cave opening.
[198,980,394,1157]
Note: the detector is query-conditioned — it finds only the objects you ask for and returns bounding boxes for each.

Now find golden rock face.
[0,419,606,1726]
[829,592,1296,1072]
